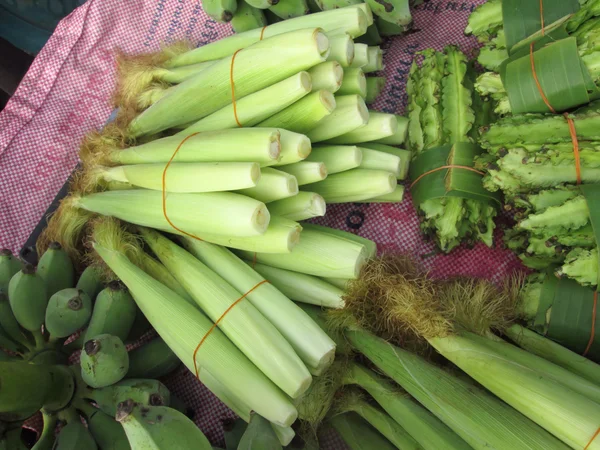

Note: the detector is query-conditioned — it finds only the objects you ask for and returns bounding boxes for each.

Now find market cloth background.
[0,0,524,446]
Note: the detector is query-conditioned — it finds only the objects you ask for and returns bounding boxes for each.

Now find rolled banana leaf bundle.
[477,102,600,285]
[406,46,500,253]
[467,0,600,115]
[516,272,600,363]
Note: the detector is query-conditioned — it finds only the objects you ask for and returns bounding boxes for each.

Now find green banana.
[36,242,74,298]
[116,400,212,450]
[315,0,360,10]
[0,425,26,450]
[76,400,130,450]
[80,334,129,388]
[365,0,411,27]
[76,266,104,301]
[26,348,69,365]
[269,0,309,19]
[125,308,152,344]
[8,264,47,333]
[0,351,15,362]
[0,327,23,353]
[356,23,383,46]
[54,420,98,450]
[238,413,282,450]
[84,282,137,343]
[202,0,238,22]
[0,249,22,291]
[224,418,247,450]
[168,395,193,419]
[45,288,92,339]
[231,1,267,33]
[0,362,74,418]
[85,378,171,417]
[126,338,180,379]
[31,413,57,450]
[376,16,405,36]
[0,291,29,351]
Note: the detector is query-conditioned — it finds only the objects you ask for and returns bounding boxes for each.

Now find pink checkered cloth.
[0,0,524,447]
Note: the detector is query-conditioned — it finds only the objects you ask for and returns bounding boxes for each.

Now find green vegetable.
[407,46,495,252]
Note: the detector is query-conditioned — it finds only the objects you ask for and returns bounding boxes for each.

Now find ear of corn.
[91,225,297,427]
[110,129,281,167]
[167,5,370,66]
[178,72,312,133]
[258,90,336,134]
[129,28,330,136]
[74,190,270,237]
[267,192,327,221]
[139,227,312,399]
[180,237,336,374]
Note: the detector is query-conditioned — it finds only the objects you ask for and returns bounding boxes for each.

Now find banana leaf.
[502,0,579,53]
[532,274,599,362]
[409,142,501,206]
[499,37,600,114]
[581,183,600,284]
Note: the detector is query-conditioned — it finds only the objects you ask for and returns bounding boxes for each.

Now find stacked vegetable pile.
[406,45,499,253]
[45,5,409,260]
[460,0,600,286]
[475,107,600,285]
[0,244,207,449]
[467,0,600,115]
[292,256,600,449]
[197,0,413,42]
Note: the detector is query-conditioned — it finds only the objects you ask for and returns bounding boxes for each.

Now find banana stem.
[57,406,79,424]
[37,412,58,447]
[32,330,46,349]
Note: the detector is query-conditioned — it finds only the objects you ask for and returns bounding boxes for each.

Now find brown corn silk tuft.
[36,170,95,263]
[295,358,350,446]
[84,216,145,282]
[112,41,192,112]
[339,254,521,342]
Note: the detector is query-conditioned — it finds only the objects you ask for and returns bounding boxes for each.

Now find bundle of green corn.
[80,216,382,446]
[467,0,600,115]
[475,102,600,286]
[406,45,499,253]
[198,0,413,45]
[39,5,409,263]
[298,256,600,450]
[0,244,199,449]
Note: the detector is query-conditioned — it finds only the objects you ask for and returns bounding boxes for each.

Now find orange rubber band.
[259,26,267,40]
[564,113,582,185]
[230,49,243,128]
[585,427,600,450]
[192,279,270,378]
[409,165,485,191]
[529,41,556,113]
[583,291,597,357]
[539,0,546,35]
[162,132,204,242]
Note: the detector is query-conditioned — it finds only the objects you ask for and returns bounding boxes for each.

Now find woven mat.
[0,0,525,447]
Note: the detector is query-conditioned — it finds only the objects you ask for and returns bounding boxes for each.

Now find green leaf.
[409,143,501,207]
[501,37,600,114]
[535,274,599,362]
[502,0,580,53]
[580,183,600,286]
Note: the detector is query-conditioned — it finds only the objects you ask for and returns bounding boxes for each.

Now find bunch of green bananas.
[0,244,200,449]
